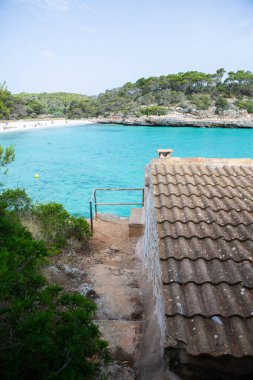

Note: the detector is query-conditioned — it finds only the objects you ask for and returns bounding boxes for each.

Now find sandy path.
[45,216,143,379]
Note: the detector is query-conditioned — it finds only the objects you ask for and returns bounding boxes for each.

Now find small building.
[143,151,253,379]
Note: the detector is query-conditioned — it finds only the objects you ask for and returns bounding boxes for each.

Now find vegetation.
[0,149,109,379]
[33,202,91,251]
[0,145,15,176]
[0,189,91,252]
[215,96,229,114]
[0,82,13,119]
[1,69,253,120]
[12,92,91,119]
[236,99,253,113]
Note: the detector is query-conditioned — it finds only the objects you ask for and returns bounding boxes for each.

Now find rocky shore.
[97,113,253,128]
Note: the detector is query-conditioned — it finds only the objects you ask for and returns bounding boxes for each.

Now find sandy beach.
[0,118,96,134]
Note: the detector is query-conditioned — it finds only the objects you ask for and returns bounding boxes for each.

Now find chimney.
[157,149,173,159]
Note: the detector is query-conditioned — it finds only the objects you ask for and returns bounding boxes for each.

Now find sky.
[1,0,253,95]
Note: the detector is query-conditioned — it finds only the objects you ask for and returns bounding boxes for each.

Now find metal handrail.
[89,187,144,233]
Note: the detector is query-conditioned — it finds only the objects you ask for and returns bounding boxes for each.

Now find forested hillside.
[1,69,253,120]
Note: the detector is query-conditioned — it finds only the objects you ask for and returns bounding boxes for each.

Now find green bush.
[140,105,167,116]
[0,202,109,379]
[33,202,91,250]
[236,100,253,113]
[0,202,47,298]
[0,189,91,252]
[0,188,32,212]
[215,96,229,114]
[191,94,211,110]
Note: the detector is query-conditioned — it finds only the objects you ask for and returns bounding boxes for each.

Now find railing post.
[89,187,144,234]
[90,200,93,235]
[94,189,98,219]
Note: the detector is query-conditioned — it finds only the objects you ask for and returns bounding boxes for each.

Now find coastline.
[0,118,97,134]
[97,113,253,128]
[1,113,253,134]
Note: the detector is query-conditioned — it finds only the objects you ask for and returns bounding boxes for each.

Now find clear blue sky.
[1,0,253,95]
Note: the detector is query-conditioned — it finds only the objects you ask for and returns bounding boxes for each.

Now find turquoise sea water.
[1,123,253,217]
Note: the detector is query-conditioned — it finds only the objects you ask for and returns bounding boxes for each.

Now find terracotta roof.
[151,158,253,358]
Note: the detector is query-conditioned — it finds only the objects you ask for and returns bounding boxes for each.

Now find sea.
[1,123,253,217]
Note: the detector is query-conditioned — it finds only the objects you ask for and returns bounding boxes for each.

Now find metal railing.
[89,187,144,233]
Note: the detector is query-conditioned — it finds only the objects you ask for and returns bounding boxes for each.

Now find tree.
[0,145,15,176]
[215,96,229,114]
[0,82,13,119]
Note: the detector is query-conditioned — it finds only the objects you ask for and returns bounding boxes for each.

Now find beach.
[2,113,253,134]
[0,118,96,134]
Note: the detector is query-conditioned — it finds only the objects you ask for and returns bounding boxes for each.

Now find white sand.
[0,118,96,134]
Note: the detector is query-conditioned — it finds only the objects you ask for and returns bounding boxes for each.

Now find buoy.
[34,173,40,179]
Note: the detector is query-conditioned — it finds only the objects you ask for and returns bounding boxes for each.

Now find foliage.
[2,68,253,120]
[33,202,91,251]
[215,96,229,114]
[0,82,13,119]
[0,188,32,212]
[224,70,253,96]
[0,189,91,251]
[0,203,48,298]
[12,92,92,119]
[0,202,109,379]
[190,95,212,110]
[236,99,253,113]
[140,105,168,116]
[0,145,15,174]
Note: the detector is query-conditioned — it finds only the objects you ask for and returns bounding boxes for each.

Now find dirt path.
[45,216,144,379]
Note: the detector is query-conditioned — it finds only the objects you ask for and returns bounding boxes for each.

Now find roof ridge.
[160,257,253,263]
[163,280,252,289]
[152,171,252,180]
[160,234,253,242]
[153,178,253,191]
[165,312,253,319]
[165,315,253,321]
[157,218,253,227]
[155,204,251,213]
[154,191,249,201]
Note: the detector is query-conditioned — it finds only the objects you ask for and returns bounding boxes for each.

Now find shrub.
[0,202,109,379]
[33,202,91,251]
[215,96,229,114]
[191,94,211,110]
[236,100,253,113]
[0,188,32,212]
[0,202,47,298]
[140,105,167,116]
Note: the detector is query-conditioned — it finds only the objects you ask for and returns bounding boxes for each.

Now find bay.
[1,123,253,217]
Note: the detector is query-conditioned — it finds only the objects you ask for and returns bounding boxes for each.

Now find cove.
[1,123,253,217]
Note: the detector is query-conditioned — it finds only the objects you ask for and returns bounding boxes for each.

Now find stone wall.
[143,164,166,353]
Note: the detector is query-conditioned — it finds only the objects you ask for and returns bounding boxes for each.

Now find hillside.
[1,69,253,120]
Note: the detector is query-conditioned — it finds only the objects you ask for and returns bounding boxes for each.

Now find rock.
[47,265,60,274]
[100,364,135,380]
[78,283,96,297]
[109,244,120,252]
[100,248,111,255]
[61,264,84,279]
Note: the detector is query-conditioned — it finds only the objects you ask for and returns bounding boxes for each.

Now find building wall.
[143,164,166,352]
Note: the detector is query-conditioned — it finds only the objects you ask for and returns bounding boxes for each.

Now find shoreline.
[97,114,253,128]
[1,113,253,134]
[0,118,97,134]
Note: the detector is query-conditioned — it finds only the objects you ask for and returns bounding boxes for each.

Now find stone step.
[129,208,145,237]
